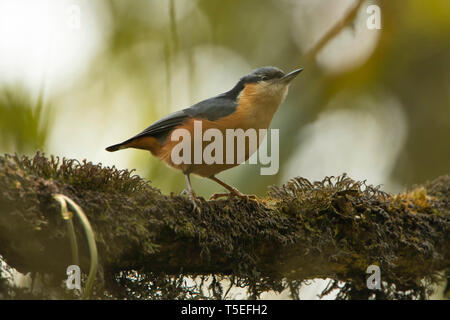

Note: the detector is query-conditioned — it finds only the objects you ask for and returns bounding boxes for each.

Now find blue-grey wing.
[131,94,238,141]
[185,95,238,121]
[132,110,189,140]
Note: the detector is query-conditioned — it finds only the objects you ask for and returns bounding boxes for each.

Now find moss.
[0,153,449,299]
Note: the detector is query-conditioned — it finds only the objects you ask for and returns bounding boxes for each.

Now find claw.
[189,196,202,214]
[209,192,231,200]
[186,190,202,214]
[207,175,261,204]
[184,173,202,214]
[209,190,259,203]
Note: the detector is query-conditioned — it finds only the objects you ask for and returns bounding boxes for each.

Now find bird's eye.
[261,76,268,81]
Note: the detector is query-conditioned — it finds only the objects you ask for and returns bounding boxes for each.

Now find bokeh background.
[0,0,449,299]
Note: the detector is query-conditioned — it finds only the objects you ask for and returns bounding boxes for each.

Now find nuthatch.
[106,66,302,208]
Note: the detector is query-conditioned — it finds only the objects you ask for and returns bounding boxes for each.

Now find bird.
[106,66,302,210]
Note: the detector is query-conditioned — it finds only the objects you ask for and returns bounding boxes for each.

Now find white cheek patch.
[267,83,289,103]
[281,86,289,102]
[239,81,289,105]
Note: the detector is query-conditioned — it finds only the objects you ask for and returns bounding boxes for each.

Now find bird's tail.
[106,136,160,153]
[105,142,128,152]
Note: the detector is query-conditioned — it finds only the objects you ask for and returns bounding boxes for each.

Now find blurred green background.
[0,0,449,198]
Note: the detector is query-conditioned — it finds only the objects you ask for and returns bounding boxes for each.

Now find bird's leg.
[184,173,201,213]
[208,176,258,201]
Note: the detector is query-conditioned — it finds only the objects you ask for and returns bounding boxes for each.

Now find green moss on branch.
[0,152,449,299]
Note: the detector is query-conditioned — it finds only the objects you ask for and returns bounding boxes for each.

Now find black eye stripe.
[258,71,284,81]
[239,69,285,85]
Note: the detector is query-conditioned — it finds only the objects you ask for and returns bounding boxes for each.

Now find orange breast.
[137,82,285,177]
[158,114,266,177]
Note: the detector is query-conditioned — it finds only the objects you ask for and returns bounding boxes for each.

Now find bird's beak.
[279,68,303,83]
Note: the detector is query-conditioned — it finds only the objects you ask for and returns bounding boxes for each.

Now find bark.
[0,153,449,299]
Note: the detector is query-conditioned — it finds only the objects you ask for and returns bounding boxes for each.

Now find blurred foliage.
[1,0,449,301]
[0,0,449,195]
[0,87,51,155]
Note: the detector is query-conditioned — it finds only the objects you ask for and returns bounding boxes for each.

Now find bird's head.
[229,66,303,106]
[243,66,302,85]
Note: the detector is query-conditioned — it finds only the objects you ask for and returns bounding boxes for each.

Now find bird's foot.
[209,191,258,202]
[188,192,202,214]
[190,199,202,214]
[179,189,201,213]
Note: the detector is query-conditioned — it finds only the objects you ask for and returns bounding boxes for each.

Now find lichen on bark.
[0,152,448,299]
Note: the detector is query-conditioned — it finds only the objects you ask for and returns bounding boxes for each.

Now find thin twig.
[303,0,365,62]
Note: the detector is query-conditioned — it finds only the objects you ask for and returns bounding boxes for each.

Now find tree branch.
[303,0,365,62]
[0,153,448,299]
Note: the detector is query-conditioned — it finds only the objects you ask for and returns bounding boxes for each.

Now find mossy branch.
[0,153,449,299]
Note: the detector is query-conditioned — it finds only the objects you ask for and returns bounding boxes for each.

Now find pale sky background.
[0,0,423,299]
